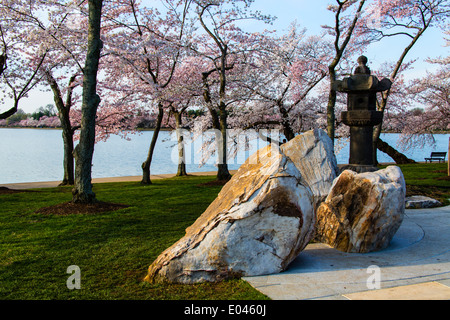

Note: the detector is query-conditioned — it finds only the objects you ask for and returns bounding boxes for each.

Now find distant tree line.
[0,104,193,130]
[0,104,60,127]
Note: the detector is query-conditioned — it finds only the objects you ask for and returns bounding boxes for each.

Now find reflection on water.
[0,128,448,184]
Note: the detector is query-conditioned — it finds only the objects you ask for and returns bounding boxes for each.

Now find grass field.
[0,163,448,300]
[387,162,450,206]
[0,176,269,300]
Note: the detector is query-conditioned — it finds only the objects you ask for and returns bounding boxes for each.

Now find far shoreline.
[1,126,450,134]
[0,126,174,132]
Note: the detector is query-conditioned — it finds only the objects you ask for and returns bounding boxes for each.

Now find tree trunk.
[177,158,187,177]
[448,137,449,177]
[0,53,6,76]
[212,124,232,181]
[0,100,18,120]
[174,111,187,177]
[141,104,164,185]
[60,121,75,186]
[208,108,231,181]
[377,138,416,164]
[46,72,76,186]
[327,72,337,146]
[217,105,231,181]
[280,104,295,141]
[202,71,231,182]
[57,104,75,186]
[326,0,366,147]
[216,163,231,181]
[72,0,103,203]
[372,122,382,165]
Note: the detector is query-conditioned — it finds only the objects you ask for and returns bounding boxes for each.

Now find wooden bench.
[424,152,447,163]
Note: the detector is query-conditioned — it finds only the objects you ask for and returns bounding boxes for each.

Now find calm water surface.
[0,128,448,184]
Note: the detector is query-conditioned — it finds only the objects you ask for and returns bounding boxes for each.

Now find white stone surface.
[145,143,316,284]
[280,129,339,207]
[315,166,406,253]
[405,195,442,209]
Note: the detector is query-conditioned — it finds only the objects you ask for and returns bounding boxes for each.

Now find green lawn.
[384,162,450,206]
[1,163,448,300]
[0,176,269,300]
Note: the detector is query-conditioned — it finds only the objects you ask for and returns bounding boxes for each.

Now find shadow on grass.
[35,201,129,215]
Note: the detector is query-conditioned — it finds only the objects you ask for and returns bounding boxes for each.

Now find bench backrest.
[430,152,447,157]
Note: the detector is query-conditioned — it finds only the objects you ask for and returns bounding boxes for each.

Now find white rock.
[405,196,442,209]
[145,144,315,284]
[315,166,406,253]
[281,129,339,207]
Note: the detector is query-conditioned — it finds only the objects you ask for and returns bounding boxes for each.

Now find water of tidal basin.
[0,128,448,184]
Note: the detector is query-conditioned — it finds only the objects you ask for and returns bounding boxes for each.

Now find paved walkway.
[244,205,450,300]
[0,172,224,190]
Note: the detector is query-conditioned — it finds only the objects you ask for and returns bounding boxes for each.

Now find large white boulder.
[145,140,319,283]
[281,129,339,208]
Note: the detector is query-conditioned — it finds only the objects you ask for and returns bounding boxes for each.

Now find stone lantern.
[336,56,392,173]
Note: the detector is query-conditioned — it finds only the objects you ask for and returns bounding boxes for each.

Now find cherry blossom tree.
[400,56,449,149]
[103,0,194,184]
[188,0,274,181]
[39,3,88,185]
[158,55,205,176]
[72,0,104,203]
[0,0,93,186]
[323,0,368,146]
[47,72,81,185]
[355,0,449,164]
[0,0,85,186]
[1,0,194,193]
[234,23,331,141]
[4,0,147,200]
[0,0,48,119]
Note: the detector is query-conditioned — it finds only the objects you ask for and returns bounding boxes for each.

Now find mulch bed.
[1,187,128,215]
[35,201,129,215]
[432,170,450,180]
[197,180,230,187]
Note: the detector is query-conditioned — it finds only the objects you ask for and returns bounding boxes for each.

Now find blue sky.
[2,0,448,114]
[248,0,448,76]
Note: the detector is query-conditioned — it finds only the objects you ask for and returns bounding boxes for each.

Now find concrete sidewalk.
[0,171,225,190]
[244,205,450,300]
